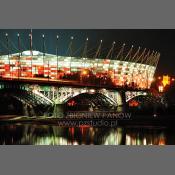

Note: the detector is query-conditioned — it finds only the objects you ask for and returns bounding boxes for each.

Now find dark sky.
[0,29,174,76]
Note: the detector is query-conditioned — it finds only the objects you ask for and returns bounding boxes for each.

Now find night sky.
[0,29,174,76]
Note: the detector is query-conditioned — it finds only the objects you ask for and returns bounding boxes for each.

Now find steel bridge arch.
[64,92,118,110]
[40,86,120,106]
[62,91,117,105]
[125,91,147,102]
[126,93,162,106]
[0,88,53,108]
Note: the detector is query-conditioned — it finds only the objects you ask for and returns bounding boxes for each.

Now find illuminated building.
[156,75,175,92]
[0,42,160,89]
[162,75,170,87]
[158,85,164,93]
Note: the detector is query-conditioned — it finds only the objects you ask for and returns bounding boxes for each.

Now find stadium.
[0,35,160,89]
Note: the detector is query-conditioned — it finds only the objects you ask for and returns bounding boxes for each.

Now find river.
[0,123,174,145]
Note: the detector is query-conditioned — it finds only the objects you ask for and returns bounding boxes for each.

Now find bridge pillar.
[53,104,64,118]
[120,90,128,110]
[52,98,65,118]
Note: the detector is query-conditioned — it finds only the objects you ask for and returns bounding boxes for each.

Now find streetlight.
[56,35,59,80]
[42,34,45,78]
[5,33,10,78]
[69,36,74,72]
[29,32,33,77]
[17,33,21,79]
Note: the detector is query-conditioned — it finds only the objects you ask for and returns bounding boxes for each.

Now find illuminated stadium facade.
[0,34,160,90]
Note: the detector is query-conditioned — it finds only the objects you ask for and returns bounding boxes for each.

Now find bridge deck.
[0,77,148,92]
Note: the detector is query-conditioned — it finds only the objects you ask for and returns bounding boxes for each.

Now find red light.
[67,100,76,106]
[129,100,139,107]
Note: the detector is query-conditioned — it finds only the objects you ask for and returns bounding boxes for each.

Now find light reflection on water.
[0,124,174,145]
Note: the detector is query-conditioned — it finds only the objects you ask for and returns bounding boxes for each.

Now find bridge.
[0,78,150,118]
[0,33,160,117]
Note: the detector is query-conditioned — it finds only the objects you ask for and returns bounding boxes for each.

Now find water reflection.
[0,124,174,145]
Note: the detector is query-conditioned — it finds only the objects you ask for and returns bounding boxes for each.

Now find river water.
[0,123,174,145]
